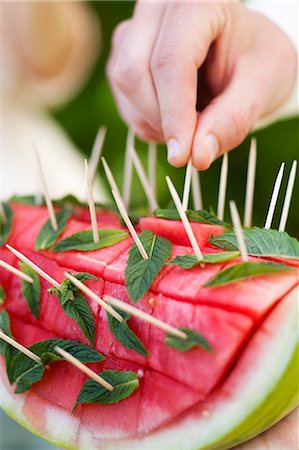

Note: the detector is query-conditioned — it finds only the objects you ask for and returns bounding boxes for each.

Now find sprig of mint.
[20,263,41,319]
[0,284,6,304]
[166,328,213,352]
[125,230,172,303]
[73,370,139,411]
[35,209,71,250]
[0,310,20,383]
[204,261,293,287]
[0,203,13,245]
[168,251,240,269]
[49,273,98,345]
[9,338,104,394]
[107,308,149,356]
[52,228,128,252]
[154,208,230,227]
[209,227,299,260]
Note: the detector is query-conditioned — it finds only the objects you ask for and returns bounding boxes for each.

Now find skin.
[107,0,297,170]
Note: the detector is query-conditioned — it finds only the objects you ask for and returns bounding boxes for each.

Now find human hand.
[107,1,297,169]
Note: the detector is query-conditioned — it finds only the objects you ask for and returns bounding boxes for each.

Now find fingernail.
[167,139,181,161]
[203,134,219,163]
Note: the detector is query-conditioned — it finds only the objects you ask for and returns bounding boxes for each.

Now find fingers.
[150,2,223,167]
[192,69,264,170]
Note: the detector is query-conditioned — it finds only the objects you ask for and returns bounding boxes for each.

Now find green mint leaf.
[165,328,213,352]
[125,230,172,303]
[10,338,104,389]
[204,261,293,287]
[73,370,139,411]
[154,208,230,227]
[9,195,37,205]
[0,310,19,383]
[168,251,240,268]
[52,228,128,252]
[35,209,71,250]
[0,203,13,246]
[107,308,149,356]
[15,364,45,394]
[209,227,299,260]
[20,263,41,319]
[59,272,99,305]
[0,284,6,304]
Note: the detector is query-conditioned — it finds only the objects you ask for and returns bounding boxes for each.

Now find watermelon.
[0,202,298,450]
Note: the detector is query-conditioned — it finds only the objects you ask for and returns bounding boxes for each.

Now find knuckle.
[150,49,177,76]
[111,20,131,48]
[112,59,147,94]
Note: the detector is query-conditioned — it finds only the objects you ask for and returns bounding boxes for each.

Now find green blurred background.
[0,2,298,449]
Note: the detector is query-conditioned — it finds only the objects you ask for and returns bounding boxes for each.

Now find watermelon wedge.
[0,202,298,450]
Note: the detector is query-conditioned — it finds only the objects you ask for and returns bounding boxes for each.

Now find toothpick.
[166,176,203,261]
[217,153,228,220]
[105,295,187,340]
[148,142,157,200]
[89,126,107,183]
[182,160,192,211]
[6,244,61,290]
[54,346,114,391]
[229,201,248,262]
[111,189,149,260]
[101,157,121,198]
[0,202,7,224]
[85,159,99,244]
[122,130,134,208]
[129,145,158,212]
[191,168,203,210]
[244,138,257,227]
[264,162,285,229]
[0,258,33,283]
[279,160,297,232]
[64,272,124,322]
[33,141,58,231]
[0,330,41,364]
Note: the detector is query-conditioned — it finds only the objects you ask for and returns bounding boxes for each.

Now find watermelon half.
[0,202,298,450]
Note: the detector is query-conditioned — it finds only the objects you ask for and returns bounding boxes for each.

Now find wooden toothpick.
[244,138,257,227]
[182,160,192,211]
[54,346,114,391]
[166,176,203,262]
[85,159,99,244]
[111,190,148,260]
[0,329,41,364]
[0,258,33,283]
[33,141,58,231]
[191,168,203,210]
[279,160,297,232]
[105,295,187,340]
[229,201,248,262]
[217,153,228,220]
[6,244,61,290]
[0,202,7,224]
[264,162,285,229]
[148,142,157,200]
[122,130,134,209]
[89,126,107,183]
[64,272,124,322]
[101,157,121,198]
[129,145,158,212]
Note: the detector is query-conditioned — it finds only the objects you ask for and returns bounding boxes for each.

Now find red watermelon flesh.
[7,204,50,247]
[0,203,298,447]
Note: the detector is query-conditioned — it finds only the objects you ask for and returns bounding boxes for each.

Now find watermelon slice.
[0,203,298,450]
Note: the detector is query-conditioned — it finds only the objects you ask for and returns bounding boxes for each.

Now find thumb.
[192,72,263,170]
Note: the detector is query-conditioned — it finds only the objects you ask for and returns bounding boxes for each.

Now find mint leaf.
[204,261,293,287]
[35,209,71,250]
[0,203,13,245]
[168,251,240,268]
[210,227,299,260]
[9,195,37,205]
[73,370,139,411]
[165,328,213,352]
[52,228,128,252]
[125,230,172,303]
[0,310,19,383]
[20,263,41,319]
[154,208,230,227]
[10,338,104,393]
[107,308,149,356]
[0,284,6,304]
[59,272,99,305]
